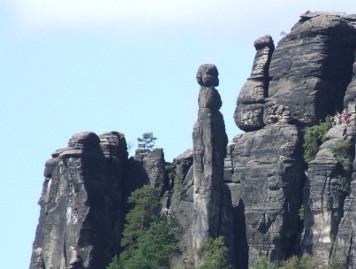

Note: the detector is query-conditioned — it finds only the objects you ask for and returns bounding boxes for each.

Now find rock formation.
[302,124,353,266]
[234,35,274,131]
[192,64,228,265]
[30,132,166,269]
[267,12,356,125]
[30,131,128,269]
[30,11,356,269]
[228,125,305,266]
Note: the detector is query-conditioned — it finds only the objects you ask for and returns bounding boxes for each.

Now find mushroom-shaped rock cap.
[68,131,101,149]
[196,64,219,87]
[254,35,275,50]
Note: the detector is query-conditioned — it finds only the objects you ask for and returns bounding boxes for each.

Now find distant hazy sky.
[1,1,355,268]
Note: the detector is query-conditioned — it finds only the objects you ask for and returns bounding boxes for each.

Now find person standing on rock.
[343,110,349,124]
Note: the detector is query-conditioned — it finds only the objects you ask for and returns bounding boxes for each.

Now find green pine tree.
[107,184,180,269]
[120,185,160,261]
[137,132,157,150]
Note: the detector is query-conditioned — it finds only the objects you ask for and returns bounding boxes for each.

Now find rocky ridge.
[30,11,356,269]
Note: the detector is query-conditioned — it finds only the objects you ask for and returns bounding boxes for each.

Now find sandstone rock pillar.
[192,64,228,264]
[234,35,274,131]
[30,131,128,269]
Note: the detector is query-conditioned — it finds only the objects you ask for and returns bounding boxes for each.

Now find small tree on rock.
[137,132,157,150]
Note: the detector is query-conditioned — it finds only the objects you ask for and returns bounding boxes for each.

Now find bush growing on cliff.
[332,139,352,171]
[298,205,304,220]
[107,185,180,269]
[303,118,332,163]
[337,175,349,193]
[198,236,232,269]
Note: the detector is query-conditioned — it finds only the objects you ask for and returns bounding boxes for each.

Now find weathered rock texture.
[302,124,354,267]
[230,125,305,265]
[230,11,356,269]
[30,132,128,269]
[30,132,167,269]
[234,35,274,131]
[267,12,356,125]
[192,64,228,264]
[30,11,356,269]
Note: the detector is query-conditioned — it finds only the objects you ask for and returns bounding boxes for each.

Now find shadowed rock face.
[30,131,128,269]
[192,64,228,265]
[230,125,305,266]
[267,12,356,125]
[29,132,167,269]
[196,64,219,87]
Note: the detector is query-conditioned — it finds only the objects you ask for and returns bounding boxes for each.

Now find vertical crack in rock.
[192,64,228,266]
[230,125,304,267]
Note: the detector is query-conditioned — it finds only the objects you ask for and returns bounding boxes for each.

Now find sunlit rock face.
[30,131,128,269]
[234,35,274,131]
[30,11,356,269]
[230,11,356,269]
[192,64,228,266]
[267,12,356,126]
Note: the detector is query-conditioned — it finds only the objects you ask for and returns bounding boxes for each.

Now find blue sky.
[1,1,355,268]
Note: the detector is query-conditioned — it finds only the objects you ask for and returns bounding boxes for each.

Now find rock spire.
[192,64,228,265]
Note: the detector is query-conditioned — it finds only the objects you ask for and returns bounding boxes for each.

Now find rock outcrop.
[229,125,305,265]
[302,124,353,267]
[192,64,228,265]
[234,35,274,131]
[30,131,128,269]
[30,132,167,269]
[267,12,356,125]
[30,11,356,269]
[230,11,356,268]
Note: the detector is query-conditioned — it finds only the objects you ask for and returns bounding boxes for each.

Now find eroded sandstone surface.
[30,11,356,269]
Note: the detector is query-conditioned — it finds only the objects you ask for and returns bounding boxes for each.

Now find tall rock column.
[192,64,228,262]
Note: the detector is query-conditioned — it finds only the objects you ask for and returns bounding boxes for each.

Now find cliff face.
[30,131,127,269]
[30,132,166,268]
[30,11,356,269]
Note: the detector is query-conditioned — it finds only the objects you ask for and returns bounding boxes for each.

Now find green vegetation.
[165,163,177,180]
[327,241,347,269]
[137,132,157,150]
[198,236,232,269]
[107,185,180,269]
[279,256,298,269]
[165,163,184,207]
[253,254,333,269]
[303,118,332,163]
[118,132,126,139]
[332,139,352,171]
[337,175,349,193]
[327,254,346,269]
[297,254,320,269]
[298,205,304,221]
[252,256,277,269]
